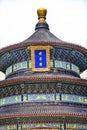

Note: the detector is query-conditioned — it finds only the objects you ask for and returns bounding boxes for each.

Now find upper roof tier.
[22,8,63,43]
[0,8,87,76]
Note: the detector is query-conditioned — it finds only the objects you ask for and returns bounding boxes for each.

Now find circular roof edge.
[0,41,87,55]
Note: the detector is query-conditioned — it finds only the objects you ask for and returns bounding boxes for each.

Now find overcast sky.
[0,0,87,80]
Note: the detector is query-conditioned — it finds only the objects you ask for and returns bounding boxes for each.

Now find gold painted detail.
[37,8,47,23]
[30,46,52,72]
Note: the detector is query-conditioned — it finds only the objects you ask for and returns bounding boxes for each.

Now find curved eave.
[0,102,87,117]
[0,41,87,55]
[0,101,87,125]
[0,113,87,119]
[0,77,87,86]
[0,113,87,125]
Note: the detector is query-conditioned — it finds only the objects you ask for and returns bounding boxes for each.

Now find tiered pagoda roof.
[0,8,87,129]
[0,9,87,74]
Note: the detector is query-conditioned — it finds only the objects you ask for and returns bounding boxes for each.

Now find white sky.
[0,0,87,80]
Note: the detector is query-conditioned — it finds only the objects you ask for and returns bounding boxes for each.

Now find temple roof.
[22,8,62,43]
[23,28,62,43]
[0,8,87,74]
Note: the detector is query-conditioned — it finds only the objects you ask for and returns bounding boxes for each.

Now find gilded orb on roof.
[37,8,47,23]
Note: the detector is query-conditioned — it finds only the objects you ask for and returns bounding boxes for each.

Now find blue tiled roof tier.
[0,102,87,125]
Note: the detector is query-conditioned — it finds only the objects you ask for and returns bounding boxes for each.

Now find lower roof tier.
[0,102,87,125]
[0,77,87,125]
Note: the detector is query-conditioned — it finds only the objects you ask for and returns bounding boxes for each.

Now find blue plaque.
[30,46,51,72]
[35,50,47,68]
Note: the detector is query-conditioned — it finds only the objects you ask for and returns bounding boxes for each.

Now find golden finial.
[37,8,47,23]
